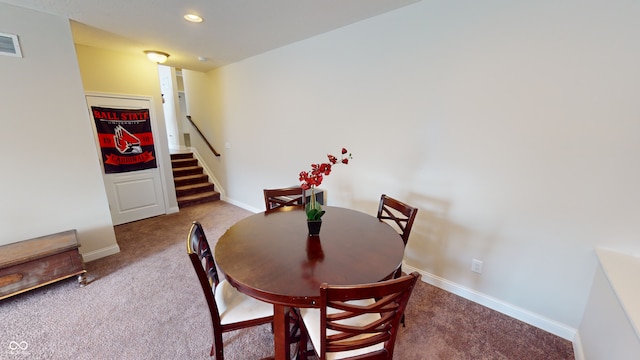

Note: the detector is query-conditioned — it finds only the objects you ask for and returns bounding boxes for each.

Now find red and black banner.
[91,106,157,174]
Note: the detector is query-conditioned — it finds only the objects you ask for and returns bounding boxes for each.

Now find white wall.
[0,3,118,259]
[195,0,640,336]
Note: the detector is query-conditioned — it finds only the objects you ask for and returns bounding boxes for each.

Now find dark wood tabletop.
[214,206,405,359]
[215,206,404,307]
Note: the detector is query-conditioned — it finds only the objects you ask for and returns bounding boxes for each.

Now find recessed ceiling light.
[184,14,203,23]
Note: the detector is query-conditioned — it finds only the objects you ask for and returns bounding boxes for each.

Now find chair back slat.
[318,272,420,359]
[263,187,307,211]
[188,221,220,287]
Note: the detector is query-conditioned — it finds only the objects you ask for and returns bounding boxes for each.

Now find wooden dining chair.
[263,186,307,211]
[377,194,418,247]
[377,195,418,327]
[377,194,418,276]
[297,272,421,360]
[187,221,274,359]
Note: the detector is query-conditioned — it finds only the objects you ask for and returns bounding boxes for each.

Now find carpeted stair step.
[170,152,219,208]
[173,165,204,177]
[177,191,220,208]
[170,153,194,160]
[175,182,215,197]
[174,173,209,187]
[171,157,198,168]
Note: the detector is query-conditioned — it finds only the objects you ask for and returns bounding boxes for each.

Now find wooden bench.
[0,230,87,300]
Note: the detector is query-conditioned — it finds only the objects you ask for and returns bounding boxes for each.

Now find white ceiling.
[1,0,419,72]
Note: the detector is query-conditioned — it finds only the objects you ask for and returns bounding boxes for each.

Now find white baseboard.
[402,263,578,341]
[81,244,120,262]
[167,206,180,214]
[222,197,263,214]
[572,332,585,360]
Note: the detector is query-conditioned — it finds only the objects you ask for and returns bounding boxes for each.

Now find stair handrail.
[186,115,221,157]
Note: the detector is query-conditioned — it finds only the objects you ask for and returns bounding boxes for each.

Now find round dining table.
[214,206,405,360]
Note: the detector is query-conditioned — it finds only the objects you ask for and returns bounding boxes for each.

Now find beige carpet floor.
[0,201,574,359]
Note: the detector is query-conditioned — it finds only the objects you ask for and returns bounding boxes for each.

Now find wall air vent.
[0,32,22,57]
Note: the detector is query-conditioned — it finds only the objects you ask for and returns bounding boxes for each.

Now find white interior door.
[86,94,166,225]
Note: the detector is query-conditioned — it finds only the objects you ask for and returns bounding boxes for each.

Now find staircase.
[171,153,220,208]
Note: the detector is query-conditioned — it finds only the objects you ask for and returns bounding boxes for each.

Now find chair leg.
[286,307,305,359]
[289,308,300,340]
[295,308,317,360]
[211,331,224,360]
[297,322,309,360]
[395,266,406,327]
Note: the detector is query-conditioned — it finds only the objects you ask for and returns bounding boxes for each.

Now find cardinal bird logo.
[114,125,142,154]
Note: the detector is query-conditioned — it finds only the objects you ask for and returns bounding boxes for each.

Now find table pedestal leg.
[273,304,291,360]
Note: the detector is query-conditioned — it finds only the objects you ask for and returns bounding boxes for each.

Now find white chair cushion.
[214,279,273,325]
[300,299,384,360]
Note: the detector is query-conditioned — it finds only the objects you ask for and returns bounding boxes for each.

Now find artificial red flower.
[298,147,352,191]
[319,163,332,175]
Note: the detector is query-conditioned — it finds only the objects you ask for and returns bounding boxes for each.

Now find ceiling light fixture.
[144,50,170,64]
[184,14,203,23]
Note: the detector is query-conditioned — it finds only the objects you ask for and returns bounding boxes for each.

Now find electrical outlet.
[471,259,483,274]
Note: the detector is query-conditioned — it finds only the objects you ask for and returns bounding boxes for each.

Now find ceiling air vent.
[0,32,22,57]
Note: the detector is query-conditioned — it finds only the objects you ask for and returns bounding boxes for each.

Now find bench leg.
[77,273,87,287]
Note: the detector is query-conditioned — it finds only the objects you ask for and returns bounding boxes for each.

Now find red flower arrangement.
[299,147,352,220]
